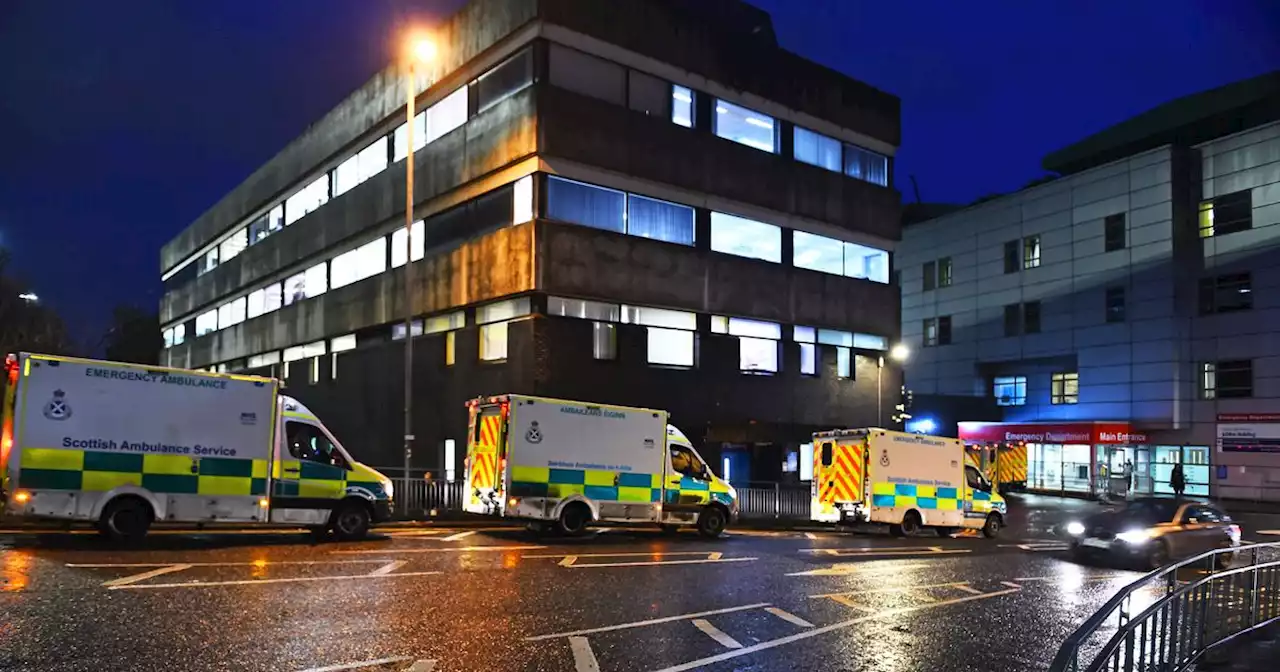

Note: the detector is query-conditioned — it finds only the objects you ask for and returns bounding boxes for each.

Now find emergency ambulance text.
[84,367,228,390]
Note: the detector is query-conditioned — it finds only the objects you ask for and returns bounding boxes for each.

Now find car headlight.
[1066,521,1086,536]
[382,478,394,500]
[1116,528,1153,545]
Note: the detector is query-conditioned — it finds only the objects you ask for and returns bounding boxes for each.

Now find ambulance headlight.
[381,478,394,500]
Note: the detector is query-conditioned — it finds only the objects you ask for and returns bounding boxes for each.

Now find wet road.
[2,497,1278,672]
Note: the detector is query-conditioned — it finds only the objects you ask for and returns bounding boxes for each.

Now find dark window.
[627,194,695,246]
[922,318,938,346]
[1199,273,1252,314]
[1204,360,1253,399]
[1104,213,1127,251]
[922,261,936,291]
[938,316,952,345]
[546,176,625,233]
[475,48,533,113]
[548,44,625,105]
[938,257,953,287]
[1003,304,1020,336]
[1200,190,1253,238]
[1024,300,1041,334]
[1106,286,1126,323]
[627,70,670,118]
[1003,241,1019,274]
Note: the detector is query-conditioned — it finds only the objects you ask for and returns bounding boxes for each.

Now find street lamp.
[402,34,436,500]
[17,292,38,303]
[878,343,909,427]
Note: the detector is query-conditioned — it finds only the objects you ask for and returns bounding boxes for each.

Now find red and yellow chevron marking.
[467,413,504,500]
[817,441,864,506]
[998,445,1028,484]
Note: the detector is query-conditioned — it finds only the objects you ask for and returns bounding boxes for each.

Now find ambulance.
[0,353,394,541]
[463,394,737,537]
[811,428,1007,538]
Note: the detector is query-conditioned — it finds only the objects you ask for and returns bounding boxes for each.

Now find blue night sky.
[1,0,1276,339]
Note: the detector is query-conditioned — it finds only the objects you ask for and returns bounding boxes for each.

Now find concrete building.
[157,0,903,483]
[899,72,1280,502]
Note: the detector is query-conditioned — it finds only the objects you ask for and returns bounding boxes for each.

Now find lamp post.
[878,343,910,427]
[402,36,436,499]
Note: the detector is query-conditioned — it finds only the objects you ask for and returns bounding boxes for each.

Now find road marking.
[810,581,973,599]
[651,588,1021,672]
[523,551,726,559]
[294,656,414,672]
[1257,530,1280,536]
[385,530,447,537]
[559,556,578,567]
[562,557,756,569]
[1001,542,1071,552]
[804,532,817,540]
[1013,573,1131,582]
[69,560,389,568]
[102,563,193,587]
[953,584,984,595]
[765,607,814,628]
[108,570,441,590]
[798,548,973,559]
[1001,581,1023,589]
[368,560,407,576]
[568,637,600,672]
[442,530,476,542]
[333,545,545,554]
[788,558,964,577]
[405,661,437,672]
[525,603,772,641]
[801,545,945,553]
[823,595,874,612]
[692,619,742,649]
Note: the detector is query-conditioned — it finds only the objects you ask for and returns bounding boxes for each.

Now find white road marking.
[368,560,407,576]
[764,607,814,628]
[1013,573,1130,582]
[1001,581,1023,589]
[523,551,726,559]
[108,570,441,590]
[333,545,545,554]
[69,560,388,568]
[1257,530,1280,536]
[809,581,973,599]
[525,603,772,641]
[385,530,446,537]
[650,588,1021,672]
[405,660,437,672]
[953,584,984,595]
[804,532,817,540]
[561,557,756,569]
[692,619,742,649]
[442,530,476,542]
[294,656,414,672]
[102,563,193,587]
[568,637,601,672]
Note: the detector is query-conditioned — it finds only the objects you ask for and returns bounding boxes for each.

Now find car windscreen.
[1121,500,1178,524]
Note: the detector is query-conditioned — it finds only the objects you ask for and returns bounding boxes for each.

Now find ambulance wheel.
[891,511,923,537]
[982,513,1003,539]
[331,501,371,541]
[696,506,728,538]
[558,502,591,536]
[98,497,153,543]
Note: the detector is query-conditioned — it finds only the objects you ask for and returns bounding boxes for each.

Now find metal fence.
[735,482,812,520]
[1049,541,1280,672]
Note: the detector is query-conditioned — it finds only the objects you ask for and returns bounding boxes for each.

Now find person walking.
[1171,462,1186,498]
[1123,459,1135,499]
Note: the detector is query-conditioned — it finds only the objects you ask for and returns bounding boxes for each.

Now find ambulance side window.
[670,445,705,479]
[286,421,347,469]
[965,466,987,492]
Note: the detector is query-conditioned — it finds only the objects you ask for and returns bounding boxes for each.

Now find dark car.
[1065,498,1240,569]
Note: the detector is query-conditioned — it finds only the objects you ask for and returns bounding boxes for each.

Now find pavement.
[1,495,1279,672]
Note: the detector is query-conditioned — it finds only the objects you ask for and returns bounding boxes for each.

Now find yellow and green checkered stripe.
[509,466,662,503]
[17,448,268,496]
[871,482,961,510]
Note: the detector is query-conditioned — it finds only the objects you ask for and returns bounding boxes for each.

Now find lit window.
[283,341,325,363]
[799,343,816,375]
[200,248,219,276]
[477,297,531,325]
[330,334,357,353]
[196,310,218,336]
[592,322,616,360]
[844,144,889,186]
[391,221,425,268]
[548,296,620,321]
[285,175,330,226]
[994,376,1027,406]
[923,318,938,347]
[333,153,361,197]
[794,127,841,172]
[268,205,284,234]
[219,228,248,264]
[392,320,423,340]
[475,48,533,113]
[793,231,844,275]
[248,352,280,368]
[1051,372,1079,405]
[546,176,625,234]
[357,137,388,184]
[331,238,386,289]
[647,327,694,367]
[163,329,174,349]
[844,242,890,283]
[836,347,851,378]
[853,333,888,350]
[424,311,465,334]
[512,175,534,225]
[247,288,266,319]
[710,212,781,263]
[621,305,697,330]
[444,439,457,482]
[722,318,780,374]
[1023,235,1041,269]
[284,264,326,305]
[938,257,953,288]
[217,297,246,329]
[671,85,694,128]
[477,298,531,362]
[173,324,185,346]
[305,263,328,298]
[248,209,281,245]
[627,194,695,246]
[714,99,776,153]
[479,322,509,361]
[308,356,321,384]
[393,111,427,162]
[819,329,853,348]
[1201,362,1216,399]
[425,86,468,144]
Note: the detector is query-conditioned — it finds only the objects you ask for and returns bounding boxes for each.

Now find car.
[1065,498,1240,570]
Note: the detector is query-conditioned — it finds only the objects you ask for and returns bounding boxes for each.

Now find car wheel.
[697,507,728,538]
[331,501,372,541]
[98,497,153,544]
[1147,539,1172,570]
[558,502,591,536]
[982,514,1002,539]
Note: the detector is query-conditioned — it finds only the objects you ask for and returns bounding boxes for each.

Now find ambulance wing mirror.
[820,442,834,467]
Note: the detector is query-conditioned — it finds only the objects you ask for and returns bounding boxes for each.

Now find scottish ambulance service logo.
[526,421,543,444]
[43,389,72,421]
[880,448,890,467]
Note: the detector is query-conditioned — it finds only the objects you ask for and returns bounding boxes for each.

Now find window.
[725,318,781,374]
[836,347,851,379]
[794,127,841,172]
[247,288,267,319]
[163,328,174,349]
[283,340,325,363]
[647,327,694,367]
[308,356,321,384]
[329,334,356,354]
[196,310,218,336]
[711,212,781,263]
[548,296,621,321]
[357,137,388,183]
[549,44,624,105]
[285,421,345,468]
[1023,235,1041,269]
[938,257,952,288]
[592,322,616,360]
[477,298,531,362]
[923,318,938,347]
[1106,286,1126,323]
[512,175,534,225]
[714,99,776,153]
[248,352,280,368]
[1199,273,1252,314]
[444,439,457,482]
[331,238,387,289]
[199,248,218,276]
[628,70,669,118]
[284,263,327,305]
[922,261,936,291]
[669,445,707,479]
[671,85,694,128]
[938,316,952,345]
[475,48,532,113]
[853,333,888,350]
[1051,372,1079,405]
[479,323,509,361]
[1203,360,1253,399]
[284,174,330,226]
[794,231,845,275]
[844,144,889,186]
[172,324,185,346]
[795,326,816,375]
[424,311,465,334]
[1104,214,1127,252]
[333,154,360,197]
[219,228,248,264]
[392,320,422,341]
[622,304,697,330]
[627,194,695,245]
[1024,300,1041,334]
[391,221,425,268]
[216,297,246,331]
[546,176,625,234]
[844,242,890,283]
[445,331,456,366]
[1003,304,1020,336]
[425,86,468,144]
[393,110,426,162]
[994,376,1027,406]
[1003,241,1019,274]
[1199,190,1252,238]
[248,206,284,245]
[817,329,853,348]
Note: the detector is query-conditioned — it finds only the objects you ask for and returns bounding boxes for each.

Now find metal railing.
[735,482,811,520]
[1050,541,1280,672]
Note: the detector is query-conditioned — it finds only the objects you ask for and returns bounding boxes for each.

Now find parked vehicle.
[1065,497,1240,569]
[811,428,1007,538]
[0,353,392,541]
[463,394,737,537]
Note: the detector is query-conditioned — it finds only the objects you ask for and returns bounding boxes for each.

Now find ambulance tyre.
[331,499,371,541]
[696,505,728,538]
[558,502,591,536]
[98,496,153,543]
[891,510,922,537]
[982,513,1003,539]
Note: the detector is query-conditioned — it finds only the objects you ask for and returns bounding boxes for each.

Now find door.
[464,405,506,514]
[271,420,349,524]
[665,443,711,516]
[1174,504,1223,558]
[962,465,994,527]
